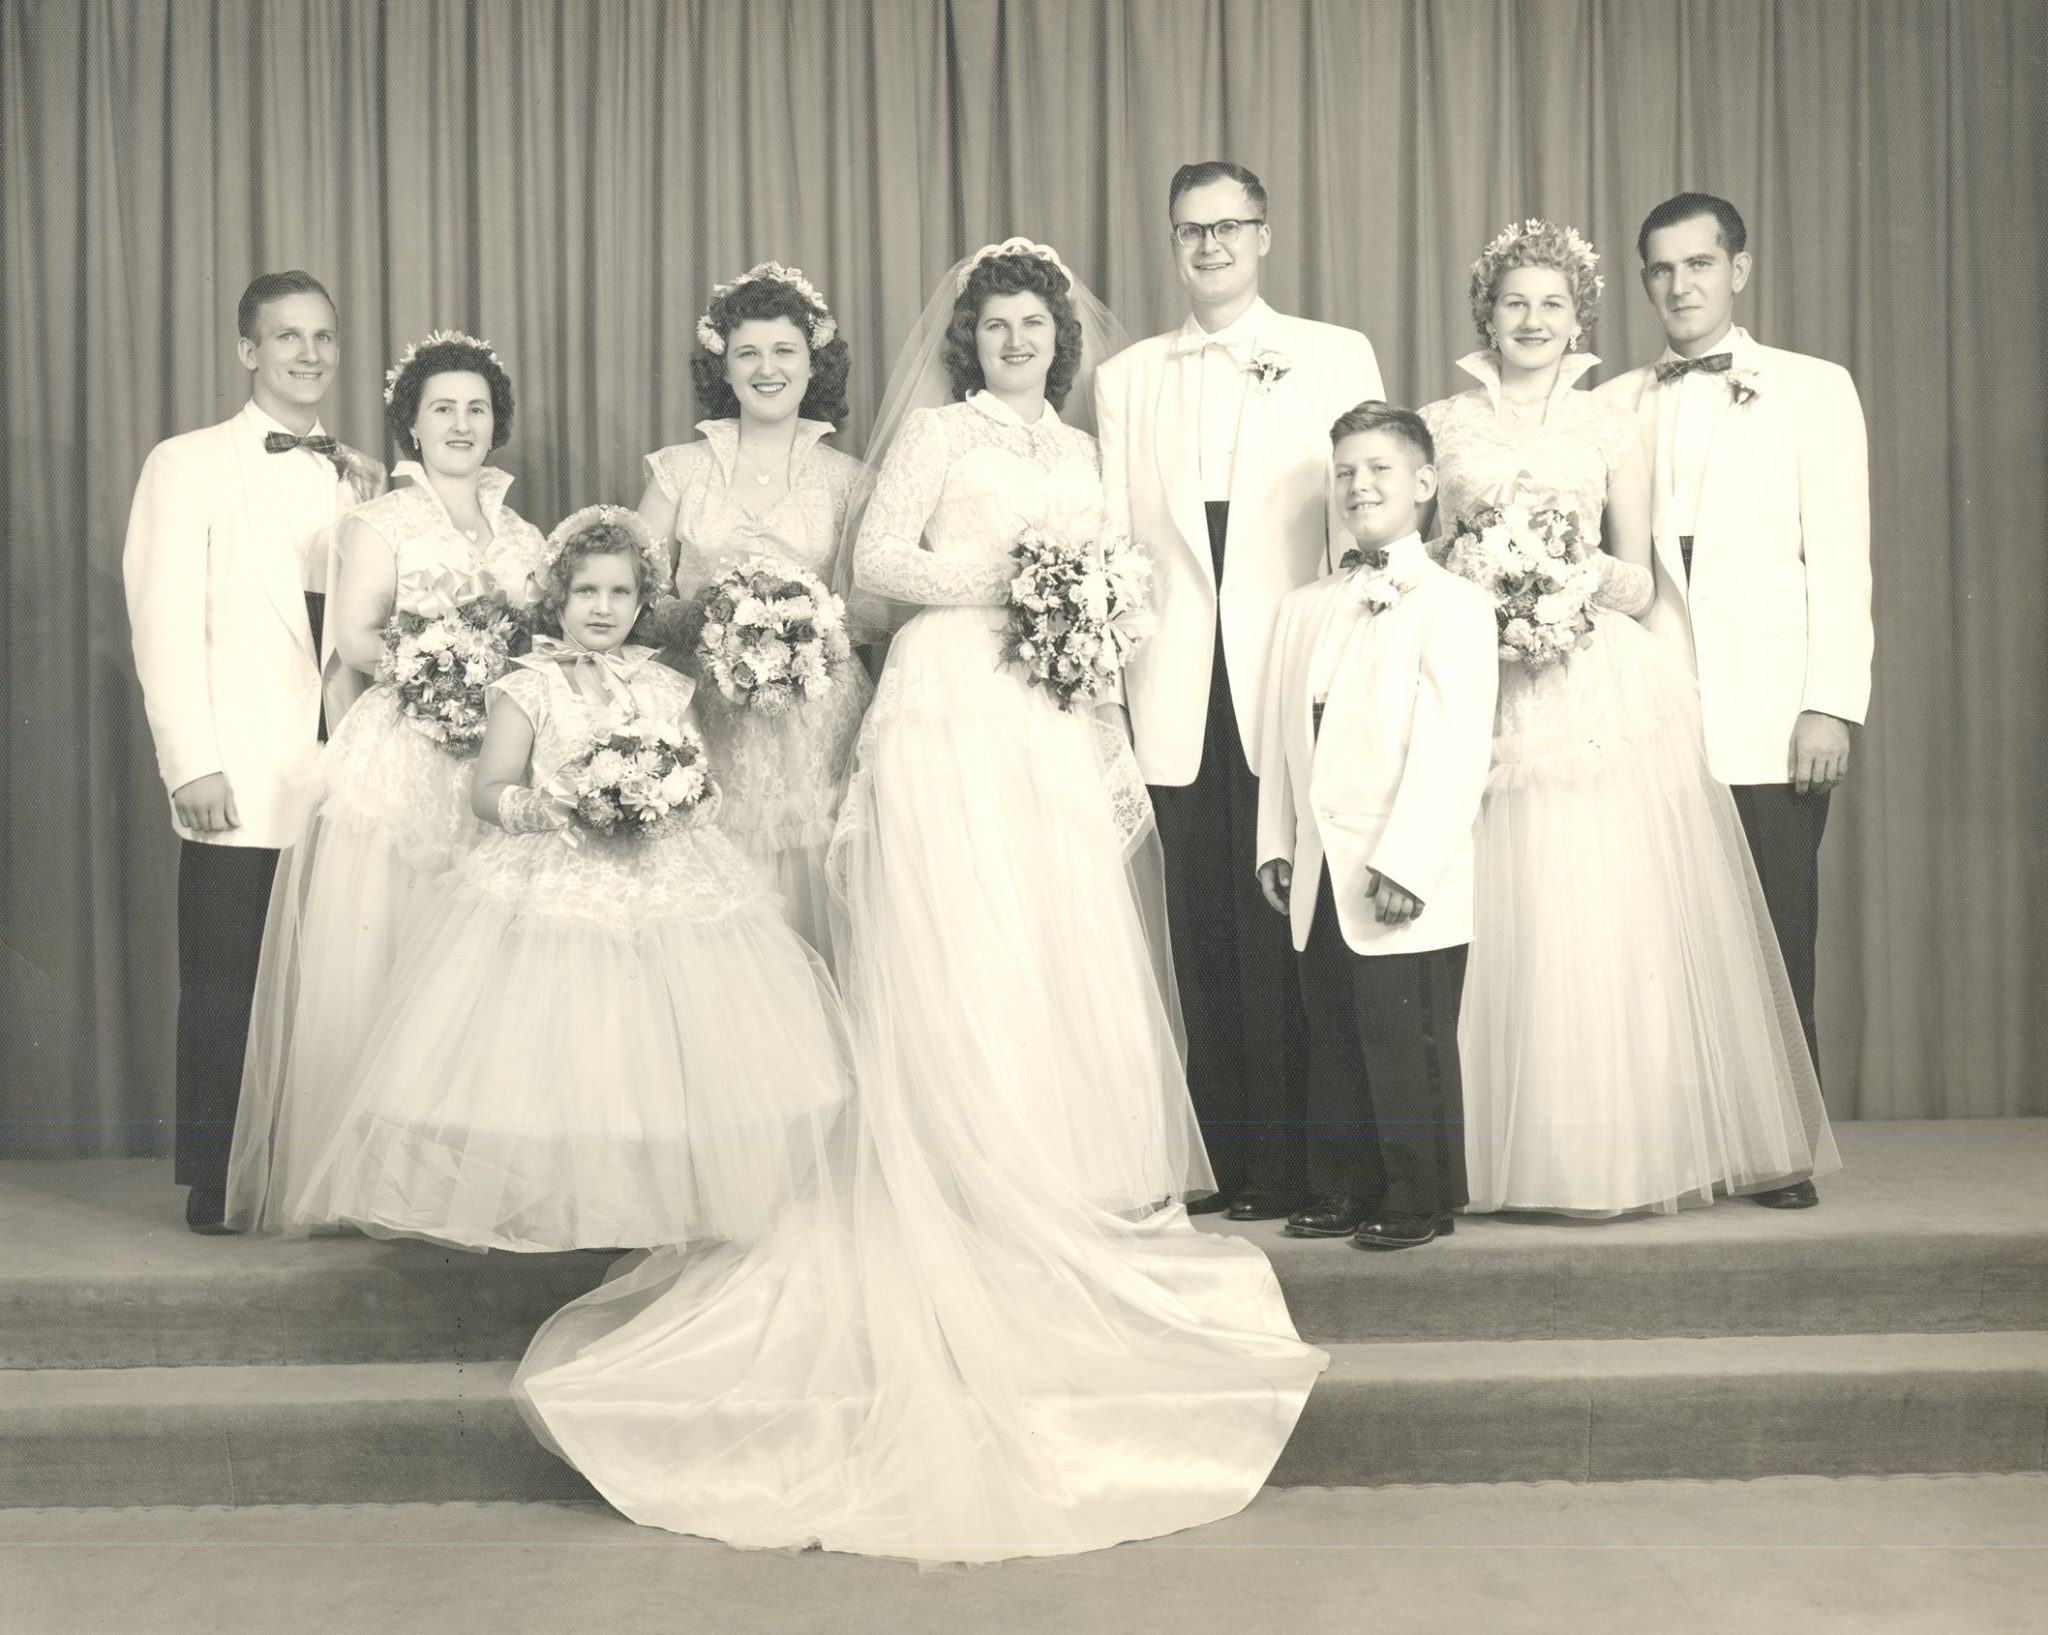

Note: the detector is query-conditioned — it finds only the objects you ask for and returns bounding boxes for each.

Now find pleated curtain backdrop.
[3,0,2043,1155]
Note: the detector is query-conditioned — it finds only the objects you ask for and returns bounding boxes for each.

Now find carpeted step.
[6,1332,2044,1508]
[6,1124,2045,1364]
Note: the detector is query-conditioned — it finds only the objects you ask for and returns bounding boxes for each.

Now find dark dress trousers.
[1146,502,1310,1201]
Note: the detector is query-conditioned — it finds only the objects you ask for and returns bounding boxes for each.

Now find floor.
[6,1476,2046,1635]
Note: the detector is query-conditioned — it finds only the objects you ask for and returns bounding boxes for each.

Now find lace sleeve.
[1591,553,1654,616]
[853,408,1013,608]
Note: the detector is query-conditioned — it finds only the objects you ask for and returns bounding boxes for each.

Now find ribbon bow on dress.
[397,562,501,620]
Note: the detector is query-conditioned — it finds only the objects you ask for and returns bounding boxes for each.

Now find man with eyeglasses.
[1096,159,1383,1221]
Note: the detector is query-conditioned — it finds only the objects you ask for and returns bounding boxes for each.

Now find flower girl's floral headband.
[956,237,1074,293]
[382,329,504,404]
[694,263,838,356]
[541,503,671,594]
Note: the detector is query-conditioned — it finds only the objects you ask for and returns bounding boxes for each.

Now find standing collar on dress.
[966,389,1063,429]
[694,417,835,486]
[390,458,515,526]
[240,398,329,443]
[1656,324,1762,371]
[1175,295,1275,359]
[1454,349,1602,412]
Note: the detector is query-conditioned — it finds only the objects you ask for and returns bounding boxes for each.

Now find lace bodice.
[1422,353,1651,616]
[353,462,548,614]
[1421,354,1638,537]
[853,393,1103,607]
[647,421,866,595]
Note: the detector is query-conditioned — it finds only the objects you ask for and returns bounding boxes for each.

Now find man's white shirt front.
[244,400,344,593]
[1657,324,1762,537]
[1309,531,1420,704]
[1174,297,1274,501]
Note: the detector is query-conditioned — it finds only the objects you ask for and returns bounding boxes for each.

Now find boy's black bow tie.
[1654,352,1733,384]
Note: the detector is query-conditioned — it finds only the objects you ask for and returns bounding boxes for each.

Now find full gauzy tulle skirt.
[1459,607,1841,1215]
[226,685,482,1234]
[515,605,1326,1562]
[290,811,850,1253]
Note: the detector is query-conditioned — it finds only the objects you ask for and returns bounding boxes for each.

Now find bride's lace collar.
[391,459,515,529]
[966,389,1062,430]
[1454,350,1602,412]
[694,418,834,486]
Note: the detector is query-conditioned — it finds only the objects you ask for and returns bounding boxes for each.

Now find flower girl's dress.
[226,464,547,1233]
[1423,353,1838,1215]
[292,642,849,1252]
[513,394,1324,1563]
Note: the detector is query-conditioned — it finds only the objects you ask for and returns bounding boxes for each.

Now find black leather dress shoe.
[1283,1195,1373,1238]
[1186,1191,1234,1216]
[1225,1188,1305,1222]
[1751,1178,1819,1209]
[185,1186,238,1236]
[1352,1212,1455,1250]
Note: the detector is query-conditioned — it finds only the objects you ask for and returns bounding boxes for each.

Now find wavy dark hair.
[384,338,515,455]
[691,278,850,427]
[539,517,662,643]
[940,253,1083,410]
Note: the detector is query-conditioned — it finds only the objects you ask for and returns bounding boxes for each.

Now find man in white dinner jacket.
[1256,404,1497,1249]
[123,270,382,1232]
[1096,160,1383,1218]
[1596,194,1872,1208]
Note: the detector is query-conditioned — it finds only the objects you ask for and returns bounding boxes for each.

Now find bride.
[514,240,1325,1563]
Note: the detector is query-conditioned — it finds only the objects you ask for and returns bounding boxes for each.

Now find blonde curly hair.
[1468,218,1604,345]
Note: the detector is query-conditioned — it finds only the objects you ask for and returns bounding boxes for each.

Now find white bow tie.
[1173,330,1249,362]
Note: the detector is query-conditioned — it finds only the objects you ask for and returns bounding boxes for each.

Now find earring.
[1487,327,1500,350]
[1567,334,1580,352]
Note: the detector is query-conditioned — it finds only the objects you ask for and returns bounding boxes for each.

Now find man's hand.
[1367,868,1423,925]
[1788,711,1853,794]
[1257,859,1292,916]
[172,772,240,834]
[333,443,388,505]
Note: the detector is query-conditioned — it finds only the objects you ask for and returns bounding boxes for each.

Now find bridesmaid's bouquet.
[1002,527,1155,711]
[694,559,853,716]
[1442,501,1603,671]
[377,599,522,754]
[551,715,719,842]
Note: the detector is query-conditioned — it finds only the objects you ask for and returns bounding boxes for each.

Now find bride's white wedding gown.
[514,391,1326,1563]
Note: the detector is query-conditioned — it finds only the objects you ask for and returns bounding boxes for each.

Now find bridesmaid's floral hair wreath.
[694,263,837,354]
[1468,219,1606,344]
[382,329,504,405]
[540,504,670,602]
[956,238,1073,294]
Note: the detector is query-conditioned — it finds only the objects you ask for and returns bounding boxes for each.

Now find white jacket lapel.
[229,425,317,658]
[1153,347,1214,589]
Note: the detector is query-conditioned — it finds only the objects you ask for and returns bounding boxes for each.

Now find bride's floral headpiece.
[382,329,504,405]
[541,503,671,595]
[1468,219,1605,341]
[694,263,838,355]
[956,238,1074,294]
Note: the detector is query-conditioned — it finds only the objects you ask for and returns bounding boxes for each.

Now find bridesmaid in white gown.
[634,264,873,957]
[1420,220,1838,1216]
[515,241,1325,1564]
[226,332,549,1233]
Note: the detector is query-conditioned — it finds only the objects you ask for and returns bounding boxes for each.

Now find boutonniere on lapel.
[1725,367,1762,408]
[1245,346,1294,394]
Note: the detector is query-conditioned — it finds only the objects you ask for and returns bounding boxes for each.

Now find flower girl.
[293,506,851,1252]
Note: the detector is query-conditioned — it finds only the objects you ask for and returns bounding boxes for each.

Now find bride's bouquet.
[377,598,522,754]
[550,715,719,842]
[1002,523,1155,713]
[1442,498,1603,671]
[694,558,853,716]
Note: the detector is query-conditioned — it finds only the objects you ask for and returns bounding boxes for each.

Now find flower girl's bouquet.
[1441,496,1603,670]
[1002,522,1155,712]
[694,558,853,716]
[377,599,523,754]
[549,715,719,842]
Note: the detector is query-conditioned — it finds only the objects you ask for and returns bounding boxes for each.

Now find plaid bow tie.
[1338,547,1388,573]
[263,430,340,457]
[1654,352,1733,385]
